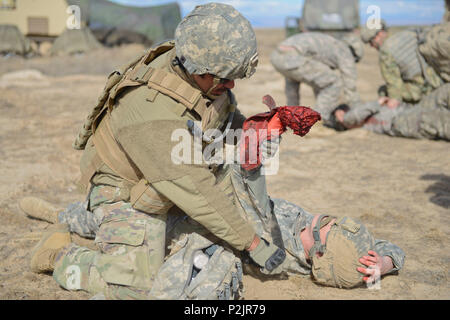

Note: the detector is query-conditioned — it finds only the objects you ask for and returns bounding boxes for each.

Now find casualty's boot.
[30,223,71,273]
[19,197,62,224]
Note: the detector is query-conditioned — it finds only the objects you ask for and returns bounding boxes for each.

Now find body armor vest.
[382,30,423,81]
[74,41,235,214]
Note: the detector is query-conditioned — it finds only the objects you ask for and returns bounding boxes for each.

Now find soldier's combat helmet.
[360,19,387,44]
[341,33,365,63]
[174,2,259,80]
[309,215,375,288]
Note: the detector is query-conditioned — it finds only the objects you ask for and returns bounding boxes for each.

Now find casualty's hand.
[385,98,400,110]
[357,250,394,283]
[247,236,286,273]
[334,109,346,123]
[378,96,389,106]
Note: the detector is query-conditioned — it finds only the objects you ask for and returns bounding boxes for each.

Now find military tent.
[0,24,32,55]
[50,27,102,55]
[87,0,181,45]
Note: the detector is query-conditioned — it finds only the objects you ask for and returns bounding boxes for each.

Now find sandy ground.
[0,29,449,300]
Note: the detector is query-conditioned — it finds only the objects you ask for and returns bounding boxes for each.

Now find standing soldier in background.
[360,20,443,110]
[23,3,286,300]
[270,32,364,128]
[444,0,450,22]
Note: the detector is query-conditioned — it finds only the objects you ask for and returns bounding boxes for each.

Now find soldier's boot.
[19,197,62,224]
[30,223,71,273]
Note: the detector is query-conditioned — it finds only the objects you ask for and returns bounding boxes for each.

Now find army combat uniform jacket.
[379,29,442,103]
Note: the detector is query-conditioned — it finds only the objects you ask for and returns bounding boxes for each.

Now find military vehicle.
[285,0,360,39]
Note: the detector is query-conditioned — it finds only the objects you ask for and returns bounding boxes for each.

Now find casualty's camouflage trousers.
[53,185,167,300]
[271,49,342,125]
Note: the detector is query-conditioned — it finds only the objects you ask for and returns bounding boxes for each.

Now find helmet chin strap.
[308,215,336,259]
[205,77,222,100]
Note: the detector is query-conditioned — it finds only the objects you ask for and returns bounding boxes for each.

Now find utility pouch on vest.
[130,179,173,215]
[150,233,243,300]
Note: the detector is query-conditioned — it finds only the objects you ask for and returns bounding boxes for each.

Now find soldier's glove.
[248,238,286,273]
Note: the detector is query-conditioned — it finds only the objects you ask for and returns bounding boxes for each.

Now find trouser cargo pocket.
[94,207,166,289]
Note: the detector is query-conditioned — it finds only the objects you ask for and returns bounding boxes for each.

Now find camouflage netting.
[87,0,181,45]
[50,27,102,56]
[0,24,32,56]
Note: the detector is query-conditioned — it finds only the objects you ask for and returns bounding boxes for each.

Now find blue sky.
[109,0,446,28]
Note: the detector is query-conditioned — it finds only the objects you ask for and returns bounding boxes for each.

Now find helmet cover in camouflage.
[341,33,365,62]
[175,2,258,80]
[360,19,387,43]
[311,216,375,288]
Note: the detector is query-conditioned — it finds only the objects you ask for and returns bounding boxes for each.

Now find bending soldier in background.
[333,83,450,141]
[270,32,364,128]
[23,3,286,300]
[360,20,443,109]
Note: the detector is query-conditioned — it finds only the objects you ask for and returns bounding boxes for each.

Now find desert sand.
[0,29,448,300]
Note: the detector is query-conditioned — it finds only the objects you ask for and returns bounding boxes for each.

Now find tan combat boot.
[30,223,71,273]
[19,197,62,224]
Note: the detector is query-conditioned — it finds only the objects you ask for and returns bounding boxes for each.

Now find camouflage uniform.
[379,28,442,103]
[341,83,450,140]
[273,198,405,278]
[57,162,406,286]
[54,187,166,300]
[52,3,265,299]
[270,32,360,125]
